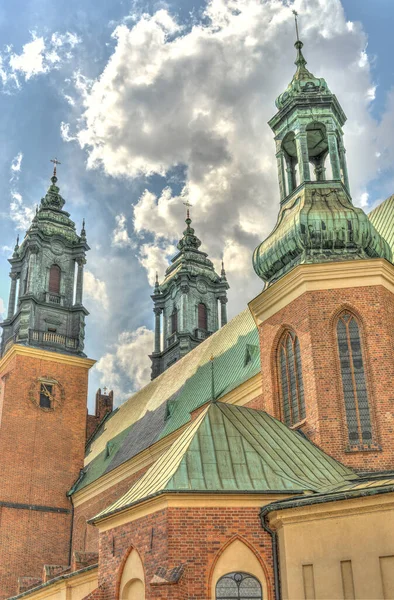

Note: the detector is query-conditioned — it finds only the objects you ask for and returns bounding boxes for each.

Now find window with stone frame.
[198,303,207,330]
[336,311,373,446]
[278,330,306,426]
[171,309,178,334]
[216,572,262,599]
[49,264,61,294]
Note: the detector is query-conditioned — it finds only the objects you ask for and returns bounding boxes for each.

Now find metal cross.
[183,199,192,219]
[292,9,300,41]
[50,157,61,177]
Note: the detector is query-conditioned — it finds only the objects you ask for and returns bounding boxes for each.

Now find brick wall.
[0,350,90,599]
[90,505,274,600]
[258,284,394,471]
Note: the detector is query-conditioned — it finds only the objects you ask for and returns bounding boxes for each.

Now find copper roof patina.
[92,402,356,523]
[75,309,260,493]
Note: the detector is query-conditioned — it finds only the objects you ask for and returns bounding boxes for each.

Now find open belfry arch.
[4,10,394,600]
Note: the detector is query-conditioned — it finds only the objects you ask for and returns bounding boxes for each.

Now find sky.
[0,0,393,411]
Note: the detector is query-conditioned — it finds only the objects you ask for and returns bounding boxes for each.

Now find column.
[7,273,18,320]
[220,297,228,327]
[327,131,341,180]
[276,150,287,200]
[339,141,350,191]
[154,308,161,353]
[75,258,86,305]
[295,132,311,183]
[285,157,296,194]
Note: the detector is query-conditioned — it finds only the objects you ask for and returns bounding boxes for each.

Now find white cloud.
[10,152,23,176]
[84,269,109,310]
[1,30,80,89]
[10,191,34,231]
[94,326,154,401]
[139,242,177,286]
[112,213,135,248]
[60,121,77,142]
[64,0,392,318]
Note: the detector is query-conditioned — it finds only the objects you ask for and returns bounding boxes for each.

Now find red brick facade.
[0,349,92,599]
[258,283,394,471]
[88,505,274,600]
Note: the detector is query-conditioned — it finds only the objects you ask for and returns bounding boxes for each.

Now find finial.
[221,259,227,280]
[210,355,216,403]
[154,271,160,291]
[50,157,61,179]
[80,218,86,238]
[292,10,300,42]
[183,199,192,221]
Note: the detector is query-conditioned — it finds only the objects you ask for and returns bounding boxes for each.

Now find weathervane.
[50,157,61,177]
[183,199,192,220]
[292,9,300,42]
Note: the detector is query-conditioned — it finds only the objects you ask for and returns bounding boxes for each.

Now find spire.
[292,10,314,81]
[40,160,66,211]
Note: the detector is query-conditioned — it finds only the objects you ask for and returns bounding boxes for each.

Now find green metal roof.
[369,194,394,253]
[92,402,356,522]
[75,309,260,493]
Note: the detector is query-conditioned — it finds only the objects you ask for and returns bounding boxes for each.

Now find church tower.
[249,16,394,473]
[150,209,229,379]
[0,164,95,599]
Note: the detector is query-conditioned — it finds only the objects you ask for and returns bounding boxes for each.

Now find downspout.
[260,505,281,600]
[68,496,74,567]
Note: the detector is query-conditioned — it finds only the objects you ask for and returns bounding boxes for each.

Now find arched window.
[49,264,61,294]
[278,331,305,426]
[171,308,178,334]
[216,572,262,600]
[337,312,372,445]
[198,303,207,330]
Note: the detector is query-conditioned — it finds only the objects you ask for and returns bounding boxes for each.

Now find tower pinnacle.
[50,157,61,178]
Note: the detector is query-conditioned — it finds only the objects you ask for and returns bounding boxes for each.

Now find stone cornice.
[0,344,95,373]
[96,492,289,532]
[249,258,394,325]
[268,490,394,529]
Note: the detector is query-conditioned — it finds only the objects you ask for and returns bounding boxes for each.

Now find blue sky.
[0,0,393,410]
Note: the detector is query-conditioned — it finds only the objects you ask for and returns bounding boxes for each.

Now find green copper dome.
[253,23,392,286]
[253,183,392,285]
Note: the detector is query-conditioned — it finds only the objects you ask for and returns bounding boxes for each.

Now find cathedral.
[1,22,394,600]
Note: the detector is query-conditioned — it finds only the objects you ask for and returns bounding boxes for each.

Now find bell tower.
[0,164,95,599]
[249,14,394,474]
[1,163,88,357]
[150,208,229,379]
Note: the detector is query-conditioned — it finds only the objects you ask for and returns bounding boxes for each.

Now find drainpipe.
[260,506,281,600]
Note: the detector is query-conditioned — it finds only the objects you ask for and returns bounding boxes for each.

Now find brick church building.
[2,24,394,600]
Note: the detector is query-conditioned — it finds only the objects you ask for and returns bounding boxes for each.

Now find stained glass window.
[216,572,262,600]
[278,331,305,426]
[337,312,372,446]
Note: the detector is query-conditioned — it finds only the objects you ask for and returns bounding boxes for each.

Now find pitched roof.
[76,309,260,493]
[369,194,394,253]
[92,402,355,522]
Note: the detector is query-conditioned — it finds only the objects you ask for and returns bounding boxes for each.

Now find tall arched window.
[216,572,262,600]
[171,308,178,334]
[198,303,207,330]
[337,311,372,445]
[278,331,305,426]
[49,264,61,294]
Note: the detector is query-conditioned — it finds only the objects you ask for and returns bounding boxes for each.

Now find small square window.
[39,383,53,409]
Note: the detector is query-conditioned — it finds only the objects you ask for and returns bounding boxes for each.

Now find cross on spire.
[183,199,192,220]
[50,157,61,177]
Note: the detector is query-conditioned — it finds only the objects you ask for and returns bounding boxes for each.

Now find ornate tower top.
[1,163,89,357]
[150,209,229,379]
[253,13,392,286]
